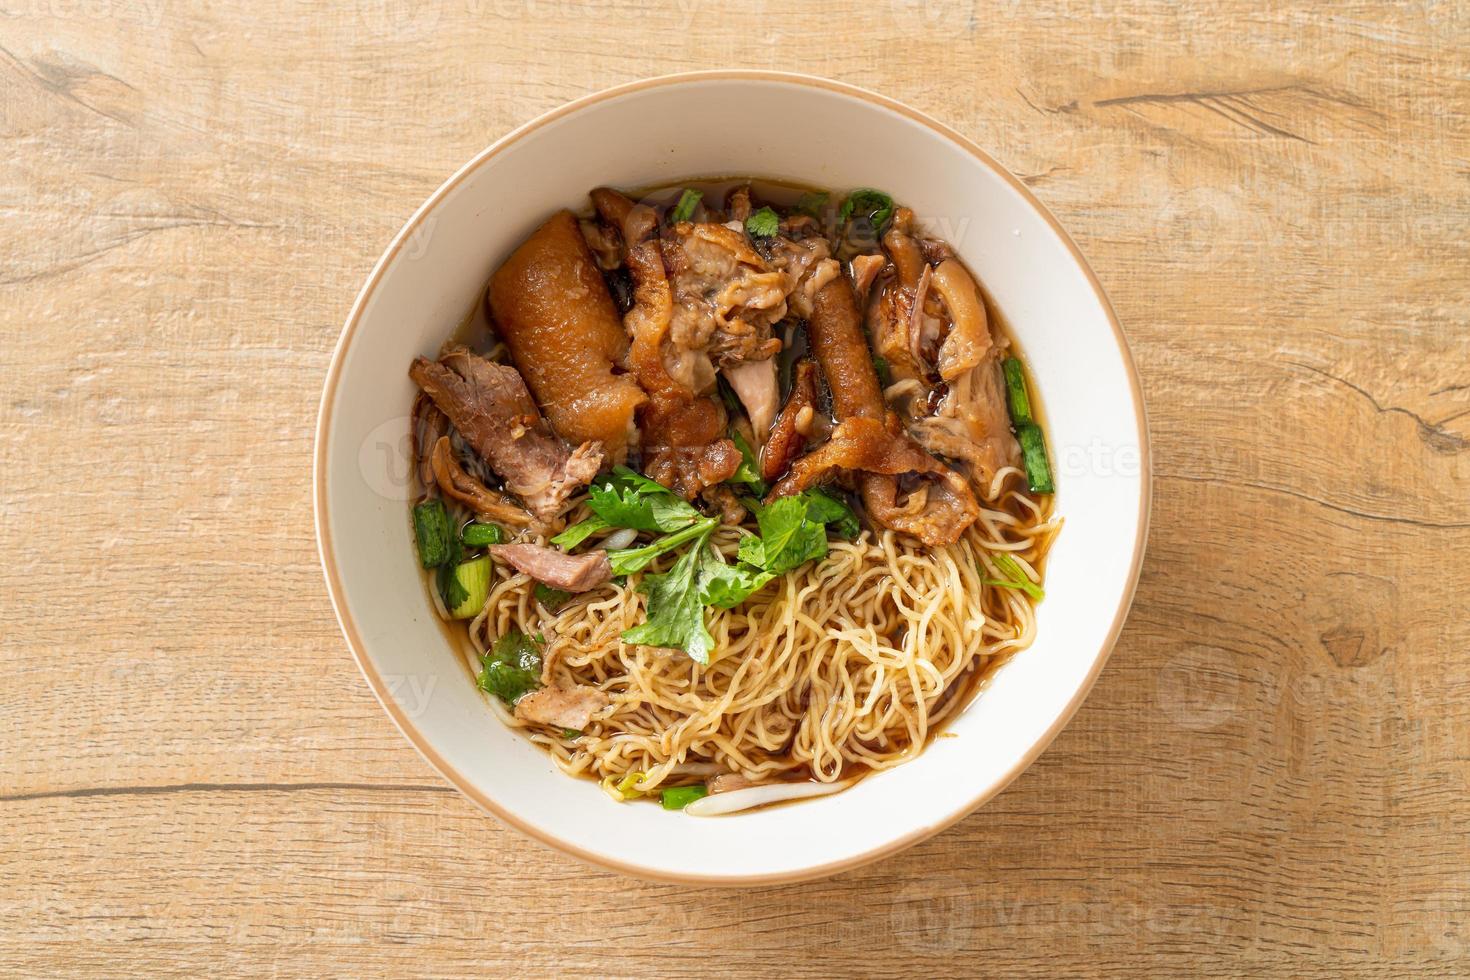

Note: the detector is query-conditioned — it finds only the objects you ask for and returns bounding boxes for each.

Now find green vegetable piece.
[551,516,609,550]
[435,526,468,611]
[699,545,775,609]
[794,191,829,217]
[535,583,573,612]
[608,517,718,576]
[661,785,709,810]
[804,488,861,541]
[1016,423,1054,494]
[588,466,701,533]
[563,728,582,739]
[726,429,766,495]
[446,556,492,619]
[460,522,505,547]
[621,526,717,664]
[743,495,829,574]
[839,188,895,234]
[476,628,544,704]
[745,206,780,238]
[979,552,1045,601]
[1002,357,1034,426]
[413,500,452,568]
[669,188,702,223]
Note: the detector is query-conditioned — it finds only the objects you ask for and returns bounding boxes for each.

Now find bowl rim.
[313,69,1152,886]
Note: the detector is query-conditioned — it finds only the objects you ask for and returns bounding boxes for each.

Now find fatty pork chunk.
[487,210,646,464]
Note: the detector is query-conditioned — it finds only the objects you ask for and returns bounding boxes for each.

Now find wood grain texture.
[2,0,1467,975]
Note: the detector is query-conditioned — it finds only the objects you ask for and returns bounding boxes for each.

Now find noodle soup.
[406,180,1058,815]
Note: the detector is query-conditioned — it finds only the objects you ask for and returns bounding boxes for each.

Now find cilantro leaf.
[839,188,895,235]
[804,488,861,541]
[550,516,609,551]
[621,530,716,664]
[979,553,1045,601]
[587,466,701,533]
[476,628,544,704]
[737,534,767,568]
[741,495,829,574]
[745,206,780,238]
[669,188,702,223]
[698,545,775,609]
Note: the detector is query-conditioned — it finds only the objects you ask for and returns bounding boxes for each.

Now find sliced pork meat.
[410,348,603,521]
[490,543,613,592]
[430,437,536,527]
[513,684,610,729]
[760,358,818,482]
[487,210,646,463]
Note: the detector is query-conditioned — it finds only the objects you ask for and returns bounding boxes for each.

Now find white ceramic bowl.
[315,71,1149,885]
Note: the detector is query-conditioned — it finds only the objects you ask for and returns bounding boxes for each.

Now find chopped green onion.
[413,500,452,568]
[1016,423,1054,494]
[745,206,780,238]
[562,728,582,739]
[446,556,492,619]
[661,785,709,810]
[535,583,573,612]
[1002,357,1034,425]
[608,771,648,800]
[461,521,505,547]
[669,188,702,223]
[979,552,1045,601]
[872,355,892,387]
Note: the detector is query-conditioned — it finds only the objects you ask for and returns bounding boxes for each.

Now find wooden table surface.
[4,1,1467,976]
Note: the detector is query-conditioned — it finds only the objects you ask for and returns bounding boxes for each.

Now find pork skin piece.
[488,210,646,463]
